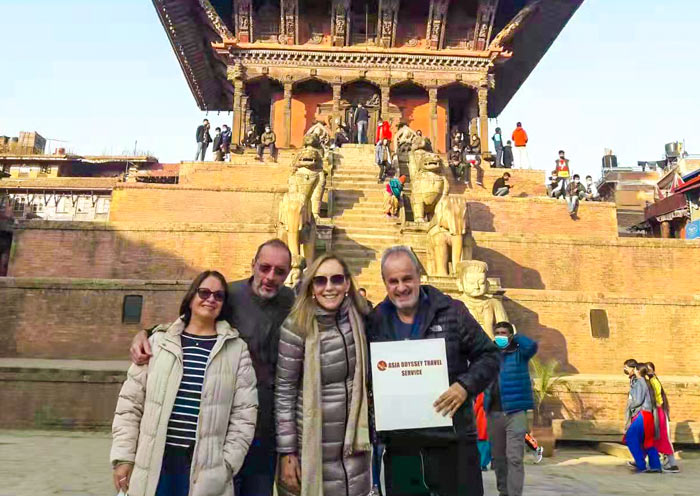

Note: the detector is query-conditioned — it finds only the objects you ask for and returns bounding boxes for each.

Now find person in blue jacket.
[484,321,538,496]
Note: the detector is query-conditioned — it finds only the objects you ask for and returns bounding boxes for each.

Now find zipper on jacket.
[336,314,351,496]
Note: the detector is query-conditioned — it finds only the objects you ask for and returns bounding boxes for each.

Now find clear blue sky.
[1,0,699,181]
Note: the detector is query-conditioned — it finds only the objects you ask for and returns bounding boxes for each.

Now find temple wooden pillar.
[331,0,351,46]
[231,79,244,146]
[660,220,671,238]
[240,94,250,141]
[380,79,390,120]
[426,0,449,49]
[283,81,293,148]
[234,0,253,42]
[332,82,342,131]
[478,87,489,155]
[428,87,438,147]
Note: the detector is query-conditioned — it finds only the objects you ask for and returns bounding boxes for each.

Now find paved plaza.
[0,430,697,496]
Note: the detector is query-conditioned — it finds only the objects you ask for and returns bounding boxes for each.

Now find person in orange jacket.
[511,122,530,169]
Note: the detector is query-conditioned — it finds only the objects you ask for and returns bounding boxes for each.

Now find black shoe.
[664,465,680,473]
[644,468,662,474]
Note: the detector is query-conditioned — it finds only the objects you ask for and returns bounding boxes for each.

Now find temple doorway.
[389,81,429,135]
[245,77,283,139]
[291,78,333,146]
[438,83,474,147]
[341,80,380,143]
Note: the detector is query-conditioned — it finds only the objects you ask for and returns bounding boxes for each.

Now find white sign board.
[370,338,452,431]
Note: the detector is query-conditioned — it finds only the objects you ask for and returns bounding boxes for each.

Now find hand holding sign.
[434,382,468,417]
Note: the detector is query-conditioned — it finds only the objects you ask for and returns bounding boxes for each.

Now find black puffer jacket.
[366,285,501,445]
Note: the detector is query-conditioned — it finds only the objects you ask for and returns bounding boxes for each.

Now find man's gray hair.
[380,245,421,280]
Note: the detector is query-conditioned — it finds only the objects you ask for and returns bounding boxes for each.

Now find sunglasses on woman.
[312,274,346,288]
[197,288,226,302]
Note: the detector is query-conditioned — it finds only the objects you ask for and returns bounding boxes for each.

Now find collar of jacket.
[375,285,451,338]
[158,317,239,359]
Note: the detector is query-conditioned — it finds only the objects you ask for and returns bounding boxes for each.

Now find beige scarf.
[300,301,371,496]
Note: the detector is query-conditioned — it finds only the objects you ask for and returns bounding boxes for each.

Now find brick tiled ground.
[0,430,696,496]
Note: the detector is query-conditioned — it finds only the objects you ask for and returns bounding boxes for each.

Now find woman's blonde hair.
[287,253,368,337]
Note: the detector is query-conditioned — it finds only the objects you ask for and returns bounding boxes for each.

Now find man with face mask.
[566,174,586,218]
[257,125,277,162]
[584,175,600,201]
[484,322,538,496]
[129,239,294,496]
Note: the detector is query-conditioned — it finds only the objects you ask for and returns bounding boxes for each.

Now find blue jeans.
[357,121,368,144]
[195,142,209,161]
[626,414,662,471]
[372,444,384,489]
[155,446,191,496]
[233,440,277,496]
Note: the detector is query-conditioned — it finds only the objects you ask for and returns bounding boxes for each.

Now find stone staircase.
[329,145,404,301]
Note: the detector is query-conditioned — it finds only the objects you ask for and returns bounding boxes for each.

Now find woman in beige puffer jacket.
[275,254,372,496]
[111,270,258,496]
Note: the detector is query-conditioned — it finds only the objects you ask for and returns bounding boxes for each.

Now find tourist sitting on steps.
[584,175,600,201]
[111,270,258,496]
[565,174,586,218]
[257,126,277,162]
[547,170,564,199]
[492,172,513,197]
[485,321,539,496]
[449,144,466,182]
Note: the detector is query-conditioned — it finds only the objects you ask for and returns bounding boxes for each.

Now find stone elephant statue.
[408,146,450,222]
[277,191,316,265]
[427,195,472,276]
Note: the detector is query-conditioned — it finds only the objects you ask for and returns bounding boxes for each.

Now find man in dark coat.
[195,118,212,161]
[212,127,224,161]
[367,246,501,496]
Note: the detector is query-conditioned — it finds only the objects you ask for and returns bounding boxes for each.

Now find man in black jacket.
[367,246,500,496]
[212,127,224,161]
[195,118,212,161]
[129,239,294,496]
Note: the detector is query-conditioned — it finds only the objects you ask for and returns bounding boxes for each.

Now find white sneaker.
[533,446,544,464]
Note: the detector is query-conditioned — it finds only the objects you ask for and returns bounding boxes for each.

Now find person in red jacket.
[376,119,392,144]
[511,122,530,169]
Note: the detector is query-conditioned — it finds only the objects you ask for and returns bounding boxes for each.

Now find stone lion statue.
[289,135,327,218]
[408,140,449,222]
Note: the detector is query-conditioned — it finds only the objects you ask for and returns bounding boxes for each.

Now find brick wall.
[502,289,700,377]
[466,197,619,237]
[109,184,285,224]
[178,162,291,188]
[8,221,274,281]
[472,232,700,294]
[0,278,187,359]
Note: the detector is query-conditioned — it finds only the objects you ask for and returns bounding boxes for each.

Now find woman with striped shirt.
[111,270,258,496]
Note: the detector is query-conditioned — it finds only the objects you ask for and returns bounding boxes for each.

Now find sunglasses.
[312,274,346,288]
[196,288,225,302]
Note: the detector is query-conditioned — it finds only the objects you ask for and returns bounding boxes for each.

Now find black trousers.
[384,441,483,496]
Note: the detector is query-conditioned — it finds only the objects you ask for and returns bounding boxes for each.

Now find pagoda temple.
[153,0,582,150]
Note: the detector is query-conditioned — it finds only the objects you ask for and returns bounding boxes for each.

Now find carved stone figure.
[290,135,327,218]
[427,195,471,276]
[456,260,508,338]
[285,254,306,288]
[394,123,417,153]
[305,121,331,148]
[408,142,449,222]
[277,191,316,269]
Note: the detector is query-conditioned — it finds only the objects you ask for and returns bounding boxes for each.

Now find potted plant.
[529,357,570,457]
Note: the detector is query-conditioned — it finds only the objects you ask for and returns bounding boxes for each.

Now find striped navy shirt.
[165,332,218,448]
